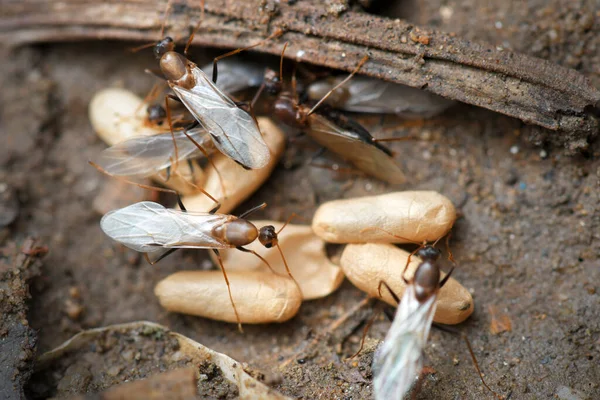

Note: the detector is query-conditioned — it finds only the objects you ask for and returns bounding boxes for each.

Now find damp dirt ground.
[1,0,599,399]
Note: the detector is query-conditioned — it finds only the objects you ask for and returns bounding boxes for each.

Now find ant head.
[258,225,278,248]
[154,37,175,59]
[146,104,167,125]
[264,68,282,96]
[273,92,305,128]
[417,245,441,262]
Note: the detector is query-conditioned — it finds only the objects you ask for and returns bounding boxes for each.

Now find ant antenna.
[129,0,173,53]
[212,29,285,84]
[307,55,369,116]
[275,212,307,235]
[160,0,173,39]
[184,0,205,56]
[238,202,267,219]
[280,42,288,83]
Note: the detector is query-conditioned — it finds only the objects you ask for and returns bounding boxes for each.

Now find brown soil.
[1,0,599,399]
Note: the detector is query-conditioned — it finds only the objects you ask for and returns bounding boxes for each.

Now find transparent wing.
[307,114,406,184]
[95,127,209,178]
[171,67,270,169]
[373,286,437,400]
[308,76,454,117]
[100,201,228,252]
[201,58,265,94]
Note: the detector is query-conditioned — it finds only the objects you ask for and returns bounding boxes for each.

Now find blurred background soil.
[1,0,599,399]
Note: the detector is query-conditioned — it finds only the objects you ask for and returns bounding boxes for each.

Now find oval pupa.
[340,243,473,324]
[181,117,285,214]
[154,270,302,324]
[312,191,456,244]
[89,88,205,194]
[211,220,345,300]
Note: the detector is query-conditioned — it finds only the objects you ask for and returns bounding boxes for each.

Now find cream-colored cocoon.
[312,191,456,244]
[89,87,204,194]
[155,270,302,324]
[211,221,345,300]
[180,117,285,214]
[340,243,473,324]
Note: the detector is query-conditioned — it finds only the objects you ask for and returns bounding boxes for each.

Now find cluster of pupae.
[88,25,505,400]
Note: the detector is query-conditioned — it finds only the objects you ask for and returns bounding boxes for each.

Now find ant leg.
[143,248,179,265]
[433,324,507,400]
[438,266,455,288]
[212,249,243,332]
[274,243,300,291]
[186,159,196,183]
[377,280,401,305]
[438,233,456,287]
[402,245,424,284]
[181,129,227,201]
[349,283,400,360]
[236,246,276,275]
[238,203,267,219]
[347,306,381,360]
[167,94,182,103]
[383,307,395,321]
[176,195,187,212]
[164,96,180,175]
[309,160,364,177]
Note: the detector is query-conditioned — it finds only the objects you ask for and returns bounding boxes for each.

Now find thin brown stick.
[5,1,597,143]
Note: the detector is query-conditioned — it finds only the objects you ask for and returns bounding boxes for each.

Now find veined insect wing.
[94,127,209,178]
[169,70,271,169]
[306,111,406,184]
[373,283,437,400]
